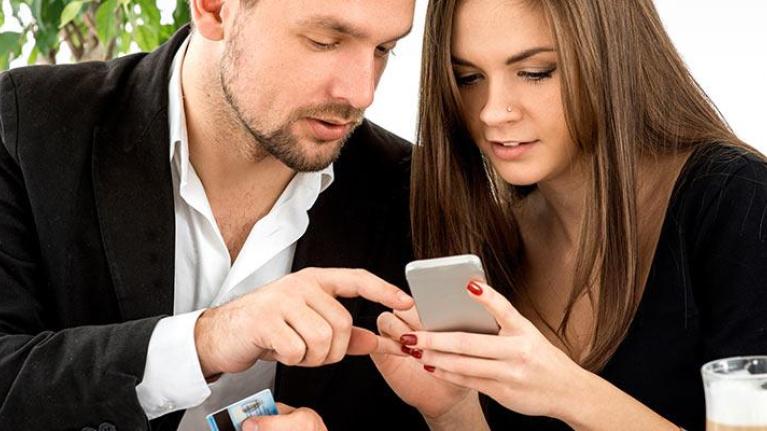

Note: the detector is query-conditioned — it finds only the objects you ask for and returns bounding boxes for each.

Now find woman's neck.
[524,162,589,251]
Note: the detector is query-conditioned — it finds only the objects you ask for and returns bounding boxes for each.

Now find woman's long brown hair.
[413,0,756,371]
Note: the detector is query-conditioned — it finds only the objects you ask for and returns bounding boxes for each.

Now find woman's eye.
[455,73,482,87]
[518,67,557,82]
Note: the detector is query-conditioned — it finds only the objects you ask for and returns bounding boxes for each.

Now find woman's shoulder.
[670,142,767,242]
[674,143,767,207]
[682,143,766,185]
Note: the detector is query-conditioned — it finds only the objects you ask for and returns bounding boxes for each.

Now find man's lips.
[305,118,355,141]
[313,117,356,127]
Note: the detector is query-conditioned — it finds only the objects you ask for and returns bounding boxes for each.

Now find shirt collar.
[167,36,334,194]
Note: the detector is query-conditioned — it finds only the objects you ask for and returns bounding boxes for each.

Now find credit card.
[206,388,279,431]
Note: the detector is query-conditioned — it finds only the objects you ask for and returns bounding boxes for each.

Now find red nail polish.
[424,365,435,373]
[401,345,412,355]
[400,334,417,346]
[467,281,483,296]
[410,349,423,359]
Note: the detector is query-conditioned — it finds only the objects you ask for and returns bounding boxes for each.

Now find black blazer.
[0,26,426,430]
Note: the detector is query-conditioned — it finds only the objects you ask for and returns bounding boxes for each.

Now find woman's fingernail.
[401,345,412,355]
[400,334,417,346]
[410,349,423,359]
[424,365,435,373]
[467,281,483,296]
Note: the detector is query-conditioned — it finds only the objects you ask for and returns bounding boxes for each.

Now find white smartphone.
[405,254,500,334]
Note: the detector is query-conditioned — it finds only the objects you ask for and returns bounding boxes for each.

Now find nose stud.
[506,106,512,112]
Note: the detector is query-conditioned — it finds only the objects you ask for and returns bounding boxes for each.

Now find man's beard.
[219,45,363,172]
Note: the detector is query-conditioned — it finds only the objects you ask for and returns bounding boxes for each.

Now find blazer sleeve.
[0,71,162,430]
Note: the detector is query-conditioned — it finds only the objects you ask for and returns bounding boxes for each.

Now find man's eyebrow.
[298,16,369,39]
[298,16,413,43]
[451,46,556,67]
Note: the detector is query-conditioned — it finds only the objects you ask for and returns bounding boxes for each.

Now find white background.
[3,1,766,153]
[367,1,767,154]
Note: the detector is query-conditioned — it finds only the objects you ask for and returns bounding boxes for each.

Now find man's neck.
[178,34,296,261]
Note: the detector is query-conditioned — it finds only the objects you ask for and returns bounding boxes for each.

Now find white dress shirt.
[134,36,334,430]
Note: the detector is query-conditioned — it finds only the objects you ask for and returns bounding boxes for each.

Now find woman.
[371,0,767,430]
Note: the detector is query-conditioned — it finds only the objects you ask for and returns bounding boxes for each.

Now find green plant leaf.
[0,32,22,55]
[30,0,65,57]
[31,0,43,23]
[173,0,190,27]
[28,46,39,65]
[43,0,66,25]
[95,0,120,46]
[0,32,22,68]
[158,24,175,42]
[137,0,161,26]
[31,0,65,32]
[34,27,60,59]
[9,0,22,17]
[60,1,84,29]
[134,24,158,52]
[0,8,5,28]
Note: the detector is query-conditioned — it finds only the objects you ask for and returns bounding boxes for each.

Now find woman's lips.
[489,139,539,161]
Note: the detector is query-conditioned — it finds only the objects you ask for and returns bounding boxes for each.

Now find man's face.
[218,0,415,171]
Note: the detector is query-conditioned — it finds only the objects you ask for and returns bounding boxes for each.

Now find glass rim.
[702,356,767,380]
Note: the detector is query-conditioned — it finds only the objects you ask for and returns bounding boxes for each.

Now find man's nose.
[328,55,377,110]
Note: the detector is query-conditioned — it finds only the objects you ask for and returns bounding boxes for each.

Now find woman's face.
[452,0,576,186]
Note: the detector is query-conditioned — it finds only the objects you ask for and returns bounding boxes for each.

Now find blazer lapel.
[92,114,175,320]
[91,27,190,320]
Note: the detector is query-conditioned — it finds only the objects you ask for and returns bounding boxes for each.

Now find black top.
[484,144,767,431]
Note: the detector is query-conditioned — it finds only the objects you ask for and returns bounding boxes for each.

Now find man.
[0,0,426,429]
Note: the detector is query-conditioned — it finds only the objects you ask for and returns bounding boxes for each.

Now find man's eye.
[375,45,396,58]
[308,39,339,50]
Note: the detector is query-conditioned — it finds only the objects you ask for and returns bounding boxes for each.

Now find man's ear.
[190,0,227,41]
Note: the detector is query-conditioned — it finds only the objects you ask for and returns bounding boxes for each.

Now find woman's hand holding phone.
[399,280,595,423]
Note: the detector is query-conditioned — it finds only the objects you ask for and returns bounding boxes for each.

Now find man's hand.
[242,403,327,431]
[194,268,414,377]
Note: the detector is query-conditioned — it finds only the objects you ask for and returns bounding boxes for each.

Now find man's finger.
[268,322,308,366]
[345,326,404,356]
[304,268,414,310]
[276,402,295,414]
[283,305,333,366]
[243,406,327,431]
[305,289,355,364]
